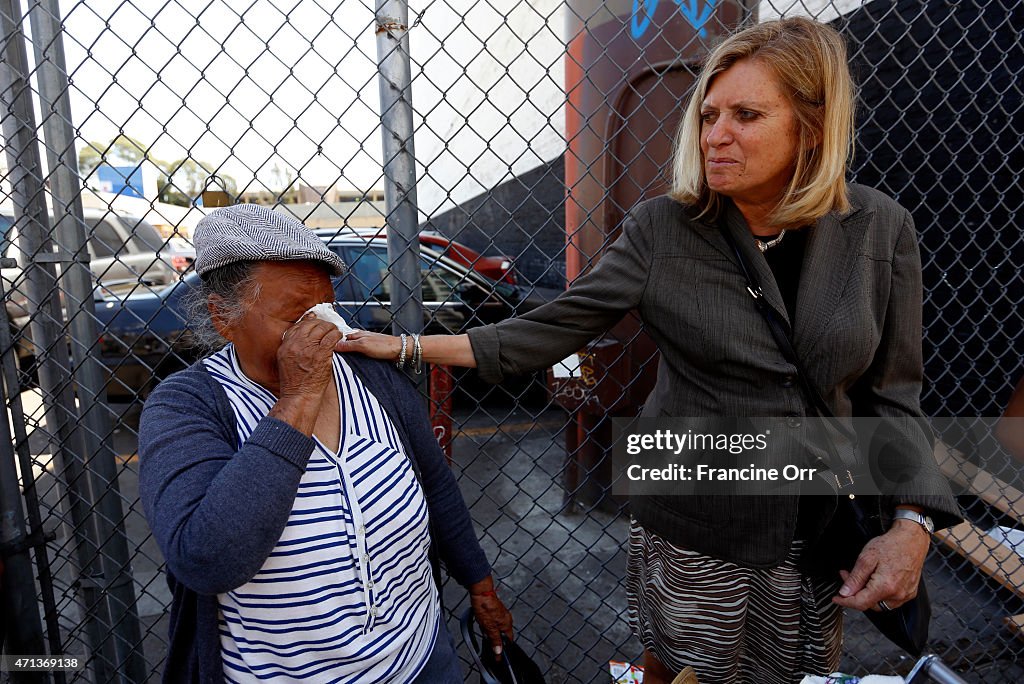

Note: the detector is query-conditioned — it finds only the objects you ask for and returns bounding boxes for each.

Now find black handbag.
[717,222,931,656]
[459,607,547,684]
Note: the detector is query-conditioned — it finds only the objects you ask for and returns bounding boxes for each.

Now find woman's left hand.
[831,519,930,611]
[468,576,514,657]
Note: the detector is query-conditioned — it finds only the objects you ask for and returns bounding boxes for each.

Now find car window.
[329,266,356,303]
[117,216,165,251]
[342,245,389,301]
[340,245,458,304]
[87,218,122,258]
[421,267,456,303]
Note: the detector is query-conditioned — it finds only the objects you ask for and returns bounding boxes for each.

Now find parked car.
[93,235,559,402]
[315,227,517,284]
[1,207,185,375]
[161,236,196,274]
[1,207,181,297]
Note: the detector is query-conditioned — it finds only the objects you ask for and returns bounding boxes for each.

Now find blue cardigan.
[139,354,491,683]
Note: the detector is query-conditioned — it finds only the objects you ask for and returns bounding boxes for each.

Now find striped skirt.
[626,519,843,684]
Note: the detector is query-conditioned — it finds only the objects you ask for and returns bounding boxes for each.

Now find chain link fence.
[0,0,1021,682]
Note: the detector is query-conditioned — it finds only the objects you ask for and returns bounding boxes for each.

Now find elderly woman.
[138,204,512,683]
[339,18,961,684]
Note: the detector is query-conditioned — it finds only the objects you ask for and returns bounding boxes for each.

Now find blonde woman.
[339,18,960,683]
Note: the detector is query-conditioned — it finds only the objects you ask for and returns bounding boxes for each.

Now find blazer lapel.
[793,204,873,355]
[721,201,790,325]
[684,204,735,262]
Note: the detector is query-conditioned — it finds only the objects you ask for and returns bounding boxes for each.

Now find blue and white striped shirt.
[205,346,439,683]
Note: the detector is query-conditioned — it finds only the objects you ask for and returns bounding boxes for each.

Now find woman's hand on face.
[334,330,401,361]
[831,519,930,612]
[276,315,345,399]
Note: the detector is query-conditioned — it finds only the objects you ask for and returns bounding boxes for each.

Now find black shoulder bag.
[717,222,931,656]
[460,607,546,684]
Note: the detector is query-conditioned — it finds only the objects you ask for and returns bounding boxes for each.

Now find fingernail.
[493,646,502,656]
[839,585,852,597]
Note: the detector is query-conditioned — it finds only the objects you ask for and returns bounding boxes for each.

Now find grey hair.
[184,261,263,353]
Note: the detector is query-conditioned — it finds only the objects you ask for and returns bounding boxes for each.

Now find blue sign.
[95,164,145,199]
[631,0,719,40]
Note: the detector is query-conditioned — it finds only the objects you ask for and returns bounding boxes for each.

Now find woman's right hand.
[334,330,401,361]
[337,331,478,368]
[277,315,345,399]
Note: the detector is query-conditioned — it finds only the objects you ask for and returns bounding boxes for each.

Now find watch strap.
[893,508,934,533]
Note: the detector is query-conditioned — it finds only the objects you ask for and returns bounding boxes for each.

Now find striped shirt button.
[370,606,378,617]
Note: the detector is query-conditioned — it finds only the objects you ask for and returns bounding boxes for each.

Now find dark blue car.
[94,237,559,402]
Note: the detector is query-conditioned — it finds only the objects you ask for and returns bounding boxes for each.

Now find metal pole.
[0,255,46,684]
[374,0,424,342]
[29,2,146,680]
[0,255,64,684]
[0,443,48,684]
[0,1,116,680]
[905,655,969,684]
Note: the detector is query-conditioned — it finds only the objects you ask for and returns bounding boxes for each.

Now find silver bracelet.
[412,334,423,375]
[396,333,408,369]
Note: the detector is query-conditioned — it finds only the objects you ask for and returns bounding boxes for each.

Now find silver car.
[1,207,182,369]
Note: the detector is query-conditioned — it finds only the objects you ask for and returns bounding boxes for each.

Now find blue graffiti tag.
[630,0,659,39]
[631,0,719,40]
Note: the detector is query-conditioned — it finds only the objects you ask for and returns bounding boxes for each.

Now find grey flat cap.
[193,204,347,277]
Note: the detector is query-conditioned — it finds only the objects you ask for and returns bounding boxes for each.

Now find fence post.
[0,1,116,680]
[374,0,424,343]
[0,270,47,683]
[0,259,65,684]
[28,2,148,680]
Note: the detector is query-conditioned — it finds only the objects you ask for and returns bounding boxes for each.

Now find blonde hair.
[670,17,855,229]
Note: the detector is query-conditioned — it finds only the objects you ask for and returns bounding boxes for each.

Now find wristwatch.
[892,508,935,534]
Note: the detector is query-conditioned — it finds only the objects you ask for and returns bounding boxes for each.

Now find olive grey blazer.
[467,184,961,567]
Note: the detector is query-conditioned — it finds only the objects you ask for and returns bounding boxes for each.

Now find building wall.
[422,156,566,289]
[841,0,1023,415]
[281,200,387,231]
[410,0,568,220]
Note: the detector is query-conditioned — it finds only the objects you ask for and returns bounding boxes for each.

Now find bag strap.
[460,607,518,684]
[716,221,859,485]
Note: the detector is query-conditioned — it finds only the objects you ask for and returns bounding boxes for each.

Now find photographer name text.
[626,463,819,482]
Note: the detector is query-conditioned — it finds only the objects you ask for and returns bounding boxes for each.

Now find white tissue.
[305,303,358,340]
